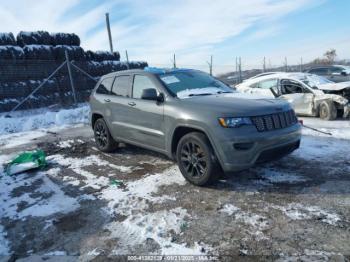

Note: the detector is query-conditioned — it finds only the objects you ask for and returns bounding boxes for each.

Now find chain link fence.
[0,56,147,113]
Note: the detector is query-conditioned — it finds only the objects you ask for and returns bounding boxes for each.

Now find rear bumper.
[215,124,302,172]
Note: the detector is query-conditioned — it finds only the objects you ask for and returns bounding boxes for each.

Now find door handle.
[104,99,111,102]
[128,102,136,106]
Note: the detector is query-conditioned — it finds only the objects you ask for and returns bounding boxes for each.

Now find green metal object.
[110,179,122,186]
[6,150,47,176]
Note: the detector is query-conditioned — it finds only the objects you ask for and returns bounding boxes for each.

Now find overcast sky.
[0,0,349,73]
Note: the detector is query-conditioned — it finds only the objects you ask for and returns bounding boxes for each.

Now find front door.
[279,79,314,116]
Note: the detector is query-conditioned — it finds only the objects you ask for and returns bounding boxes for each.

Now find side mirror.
[141,88,158,100]
[341,71,347,76]
[141,88,164,102]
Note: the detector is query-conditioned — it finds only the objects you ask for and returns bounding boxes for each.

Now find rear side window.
[309,68,328,75]
[96,77,114,95]
[133,75,158,99]
[258,79,278,89]
[111,76,130,97]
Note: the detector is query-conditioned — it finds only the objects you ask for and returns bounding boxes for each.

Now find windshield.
[301,74,333,89]
[158,70,234,99]
[341,66,350,74]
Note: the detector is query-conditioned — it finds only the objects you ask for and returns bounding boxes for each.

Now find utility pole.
[173,54,176,69]
[125,50,129,69]
[239,57,242,83]
[235,57,238,74]
[300,57,303,72]
[207,55,213,76]
[105,13,114,53]
[263,56,266,72]
[284,57,288,72]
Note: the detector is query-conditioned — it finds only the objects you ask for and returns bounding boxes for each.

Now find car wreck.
[235,72,350,120]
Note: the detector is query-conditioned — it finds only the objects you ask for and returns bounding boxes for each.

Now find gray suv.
[89,68,301,186]
[305,65,350,82]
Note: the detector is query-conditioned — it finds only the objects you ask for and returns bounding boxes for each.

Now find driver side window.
[132,75,158,99]
[280,79,307,95]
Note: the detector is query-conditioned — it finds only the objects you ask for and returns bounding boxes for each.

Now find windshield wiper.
[187,91,232,97]
[216,91,232,94]
[188,93,213,97]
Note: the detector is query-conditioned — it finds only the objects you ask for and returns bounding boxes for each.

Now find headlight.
[218,117,252,128]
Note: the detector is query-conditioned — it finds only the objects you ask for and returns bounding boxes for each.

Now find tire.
[319,100,337,120]
[94,118,118,152]
[176,132,221,186]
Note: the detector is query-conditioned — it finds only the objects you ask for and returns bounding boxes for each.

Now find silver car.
[89,68,301,186]
[236,72,350,120]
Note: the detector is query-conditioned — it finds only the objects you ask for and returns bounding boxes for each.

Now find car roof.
[242,72,315,85]
[101,67,196,80]
[307,65,350,70]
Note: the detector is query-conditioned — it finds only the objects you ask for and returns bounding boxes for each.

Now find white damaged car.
[235,72,350,120]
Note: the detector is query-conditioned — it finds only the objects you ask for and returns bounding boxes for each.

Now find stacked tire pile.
[0,31,148,112]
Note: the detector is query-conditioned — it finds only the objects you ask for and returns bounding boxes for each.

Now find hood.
[179,92,291,117]
[318,81,350,91]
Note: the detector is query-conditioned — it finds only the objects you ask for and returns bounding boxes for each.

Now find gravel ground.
[0,120,350,261]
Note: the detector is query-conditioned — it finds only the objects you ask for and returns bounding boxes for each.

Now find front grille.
[251,110,297,132]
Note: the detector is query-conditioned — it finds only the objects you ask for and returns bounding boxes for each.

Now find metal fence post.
[65,51,77,104]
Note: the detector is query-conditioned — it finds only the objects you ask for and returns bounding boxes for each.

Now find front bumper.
[214,124,302,172]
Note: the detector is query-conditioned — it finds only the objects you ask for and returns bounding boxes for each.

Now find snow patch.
[300,117,350,140]
[57,140,75,148]
[0,130,47,149]
[0,170,80,219]
[177,87,226,99]
[292,135,348,161]
[219,202,268,240]
[0,103,89,135]
[0,225,10,256]
[219,204,240,215]
[101,165,186,216]
[100,166,209,254]
[260,169,308,184]
[271,203,341,225]
[48,154,134,190]
[107,207,208,255]
[44,251,67,256]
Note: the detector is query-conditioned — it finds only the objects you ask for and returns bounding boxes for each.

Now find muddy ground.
[0,124,350,261]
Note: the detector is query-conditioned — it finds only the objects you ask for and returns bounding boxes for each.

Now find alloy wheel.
[95,122,108,148]
[180,141,207,178]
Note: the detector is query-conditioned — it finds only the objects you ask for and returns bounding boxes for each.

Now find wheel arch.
[91,112,104,129]
[170,125,221,166]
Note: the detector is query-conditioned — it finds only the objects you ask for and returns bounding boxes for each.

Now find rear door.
[125,74,165,150]
[245,78,278,98]
[93,77,115,125]
[108,75,133,140]
[279,79,314,116]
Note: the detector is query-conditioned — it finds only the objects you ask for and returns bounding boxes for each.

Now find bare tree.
[324,49,337,64]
